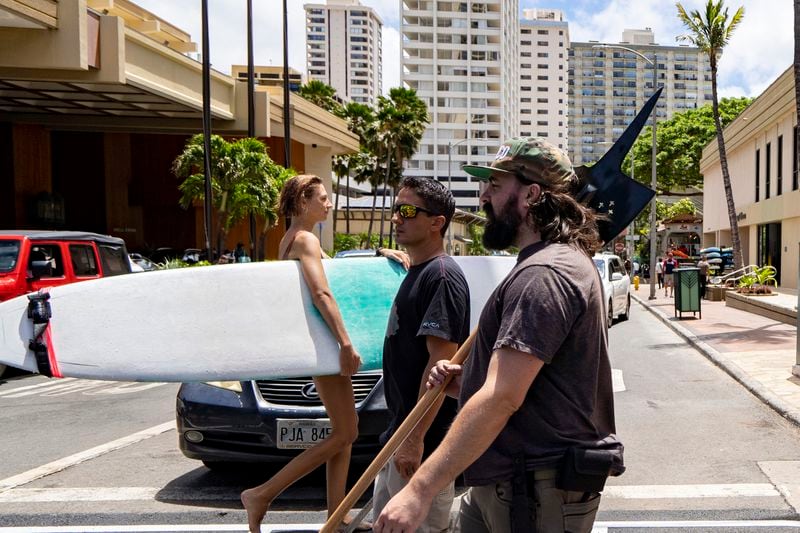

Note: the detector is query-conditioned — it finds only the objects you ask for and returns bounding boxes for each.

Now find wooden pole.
[320,329,477,532]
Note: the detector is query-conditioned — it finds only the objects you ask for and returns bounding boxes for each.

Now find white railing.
[709,264,761,287]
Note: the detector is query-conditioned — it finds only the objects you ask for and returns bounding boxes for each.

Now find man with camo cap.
[375,137,625,533]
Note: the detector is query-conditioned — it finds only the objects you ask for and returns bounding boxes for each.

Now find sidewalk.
[631,283,800,427]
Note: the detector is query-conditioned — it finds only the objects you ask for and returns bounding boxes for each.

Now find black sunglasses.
[392,203,437,219]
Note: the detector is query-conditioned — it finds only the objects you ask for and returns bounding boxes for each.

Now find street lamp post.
[447,138,470,254]
[595,44,659,300]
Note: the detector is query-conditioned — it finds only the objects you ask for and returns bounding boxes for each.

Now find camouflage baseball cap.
[462,137,577,188]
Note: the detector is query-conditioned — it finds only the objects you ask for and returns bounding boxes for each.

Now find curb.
[630,293,800,429]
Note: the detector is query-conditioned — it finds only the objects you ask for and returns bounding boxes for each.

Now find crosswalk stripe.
[0,377,77,397]
[0,483,783,503]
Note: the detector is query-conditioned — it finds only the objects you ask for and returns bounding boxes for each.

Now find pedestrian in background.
[697,254,710,300]
[655,257,663,289]
[663,252,678,298]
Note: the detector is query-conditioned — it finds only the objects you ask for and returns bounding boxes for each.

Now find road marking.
[0,421,174,493]
[611,368,626,392]
[0,483,782,503]
[1,521,800,532]
[0,378,166,398]
[603,483,779,499]
[0,377,77,397]
[594,519,800,529]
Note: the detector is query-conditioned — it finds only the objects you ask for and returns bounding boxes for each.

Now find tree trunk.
[365,182,378,248]
[332,174,340,236]
[378,151,392,247]
[709,60,743,271]
[346,171,351,235]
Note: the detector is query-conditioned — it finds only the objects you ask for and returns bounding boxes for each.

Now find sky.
[133,0,793,99]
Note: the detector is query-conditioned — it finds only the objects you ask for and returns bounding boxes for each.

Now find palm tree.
[172,134,289,258]
[370,88,429,246]
[337,102,377,237]
[677,0,745,269]
[298,80,341,115]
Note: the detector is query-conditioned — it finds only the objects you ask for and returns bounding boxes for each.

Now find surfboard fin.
[27,291,56,378]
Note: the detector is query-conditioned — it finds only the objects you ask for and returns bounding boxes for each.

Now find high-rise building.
[402,0,519,211]
[304,0,383,105]
[568,28,713,166]
[519,8,569,150]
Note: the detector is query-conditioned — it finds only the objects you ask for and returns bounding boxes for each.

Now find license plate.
[276,418,332,449]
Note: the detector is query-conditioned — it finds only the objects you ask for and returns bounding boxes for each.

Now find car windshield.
[593,258,605,277]
[0,240,21,273]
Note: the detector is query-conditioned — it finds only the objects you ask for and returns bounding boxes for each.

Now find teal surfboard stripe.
[323,259,407,372]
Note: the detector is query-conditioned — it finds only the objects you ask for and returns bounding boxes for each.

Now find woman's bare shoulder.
[290,231,321,255]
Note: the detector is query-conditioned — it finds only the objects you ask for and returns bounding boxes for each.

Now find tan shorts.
[453,472,601,533]
[664,273,674,287]
[372,457,455,533]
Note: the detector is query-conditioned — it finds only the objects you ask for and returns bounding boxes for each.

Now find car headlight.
[204,381,243,393]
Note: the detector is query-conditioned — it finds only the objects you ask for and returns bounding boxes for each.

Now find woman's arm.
[292,232,361,376]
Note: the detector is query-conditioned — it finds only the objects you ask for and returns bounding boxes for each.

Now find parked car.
[0,230,132,303]
[176,252,391,470]
[0,230,132,378]
[128,253,157,272]
[593,252,631,325]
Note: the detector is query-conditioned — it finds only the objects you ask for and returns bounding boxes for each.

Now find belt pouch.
[556,447,612,493]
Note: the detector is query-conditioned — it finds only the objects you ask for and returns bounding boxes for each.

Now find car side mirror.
[611,272,624,282]
[28,260,53,280]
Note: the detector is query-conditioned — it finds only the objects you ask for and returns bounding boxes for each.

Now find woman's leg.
[314,374,359,517]
[241,375,358,532]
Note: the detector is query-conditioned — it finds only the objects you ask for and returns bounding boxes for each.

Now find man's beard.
[483,195,522,250]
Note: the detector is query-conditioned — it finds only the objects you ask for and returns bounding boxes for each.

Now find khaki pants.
[372,458,455,533]
[453,471,601,533]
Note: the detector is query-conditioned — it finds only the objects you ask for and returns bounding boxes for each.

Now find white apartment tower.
[305,0,383,105]
[519,8,569,150]
[568,28,713,166]
[402,0,519,211]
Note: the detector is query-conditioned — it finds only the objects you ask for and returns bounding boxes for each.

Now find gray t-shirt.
[459,241,620,486]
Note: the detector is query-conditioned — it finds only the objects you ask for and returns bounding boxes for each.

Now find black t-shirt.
[459,241,620,485]
[380,255,470,458]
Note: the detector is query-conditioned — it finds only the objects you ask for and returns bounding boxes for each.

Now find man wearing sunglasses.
[375,139,624,533]
[372,176,471,532]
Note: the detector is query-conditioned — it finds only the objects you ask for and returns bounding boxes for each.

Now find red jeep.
[0,230,132,304]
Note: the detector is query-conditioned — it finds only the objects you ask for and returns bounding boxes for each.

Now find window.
[537,52,549,58]
[755,148,760,202]
[98,244,129,276]
[69,245,98,277]
[778,135,783,196]
[537,41,548,46]
[28,244,64,278]
[537,30,548,35]
[766,142,771,199]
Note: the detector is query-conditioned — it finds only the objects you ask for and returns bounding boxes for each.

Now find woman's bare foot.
[241,488,271,533]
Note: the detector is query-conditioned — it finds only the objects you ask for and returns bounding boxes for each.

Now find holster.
[556,447,613,493]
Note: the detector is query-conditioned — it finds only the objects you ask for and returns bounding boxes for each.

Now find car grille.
[255,373,381,406]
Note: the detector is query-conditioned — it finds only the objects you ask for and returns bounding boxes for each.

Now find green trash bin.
[674,267,702,319]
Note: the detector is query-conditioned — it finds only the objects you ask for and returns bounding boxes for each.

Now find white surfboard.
[0,256,516,382]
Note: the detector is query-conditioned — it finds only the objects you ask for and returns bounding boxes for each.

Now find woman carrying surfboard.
[241,174,367,532]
